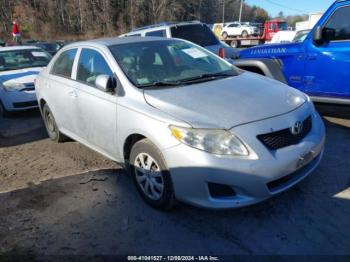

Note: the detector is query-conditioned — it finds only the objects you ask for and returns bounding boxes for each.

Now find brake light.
[218,48,225,58]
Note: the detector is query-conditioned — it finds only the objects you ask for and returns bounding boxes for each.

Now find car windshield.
[170,24,220,47]
[109,40,238,88]
[0,49,51,72]
[293,30,310,42]
[278,22,288,31]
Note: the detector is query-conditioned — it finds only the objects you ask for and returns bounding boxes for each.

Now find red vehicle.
[220,19,288,48]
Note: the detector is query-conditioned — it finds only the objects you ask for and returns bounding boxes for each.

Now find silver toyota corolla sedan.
[35,37,325,210]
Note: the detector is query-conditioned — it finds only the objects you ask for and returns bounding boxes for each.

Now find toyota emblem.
[291,121,303,135]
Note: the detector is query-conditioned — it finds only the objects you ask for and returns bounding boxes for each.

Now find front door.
[73,48,118,159]
[304,5,350,99]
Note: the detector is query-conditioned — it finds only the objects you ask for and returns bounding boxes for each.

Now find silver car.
[35,37,325,210]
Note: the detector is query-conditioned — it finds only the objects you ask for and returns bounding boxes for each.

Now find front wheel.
[221,31,228,39]
[241,30,248,37]
[130,138,175,210]
[42,104,68,142]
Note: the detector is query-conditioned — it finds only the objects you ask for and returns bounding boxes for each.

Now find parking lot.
[0,105,349,256]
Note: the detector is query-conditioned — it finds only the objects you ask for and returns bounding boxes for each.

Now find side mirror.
[95,75,116,93]
[313,26,324,45]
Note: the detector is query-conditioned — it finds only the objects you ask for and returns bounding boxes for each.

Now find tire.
[230,40,239,48]
[42,104,68,142]
[221,31,228,39]
[241,30,248,37]
[0,101,10,118]
[130,138,175,210]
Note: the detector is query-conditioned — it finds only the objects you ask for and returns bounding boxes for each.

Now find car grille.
[13,100,38,108]
[257,115,312,150]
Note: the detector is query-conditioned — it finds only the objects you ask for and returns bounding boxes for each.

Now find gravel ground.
[0,105,349,256]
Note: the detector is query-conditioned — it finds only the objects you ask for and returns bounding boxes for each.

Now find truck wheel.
[230,40,239,48]
[221,31,228,39]
[241,30,248,37]
[42,104,68,143]
[130,138,175,210]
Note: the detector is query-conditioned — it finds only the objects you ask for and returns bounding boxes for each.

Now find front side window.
[0,49,51,72]
[76,49,113,87]
[51,49,77,78]
[325,6,350,41]
[109,39,238,88]
[145,30,166,37]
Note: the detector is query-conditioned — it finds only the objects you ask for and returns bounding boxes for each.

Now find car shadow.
[315,103,350,120]
[0,157,349,255]
[0,109,48,147]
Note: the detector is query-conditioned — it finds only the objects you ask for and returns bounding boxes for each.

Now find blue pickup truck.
[239,0,350,105]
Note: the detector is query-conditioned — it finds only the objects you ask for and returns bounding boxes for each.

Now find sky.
[245,0,335,17]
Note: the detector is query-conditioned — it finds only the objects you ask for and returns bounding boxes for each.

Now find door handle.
[68,90,77,98]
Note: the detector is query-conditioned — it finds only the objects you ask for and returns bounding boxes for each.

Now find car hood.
[0,67,43,85]
[144,72,306,129]
[239,42,302,58]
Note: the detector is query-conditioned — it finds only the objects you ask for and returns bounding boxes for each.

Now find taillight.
[218,48,225,58]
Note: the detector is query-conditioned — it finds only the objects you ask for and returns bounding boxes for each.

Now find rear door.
[47,48,78,134]
[304,5,350,99]
[72,47,118,158]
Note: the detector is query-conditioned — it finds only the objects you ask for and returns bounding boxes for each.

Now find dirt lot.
[0,105,349,256]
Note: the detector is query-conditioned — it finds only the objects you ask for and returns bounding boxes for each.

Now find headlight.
[170,126,249,156]
[3,81,26,92]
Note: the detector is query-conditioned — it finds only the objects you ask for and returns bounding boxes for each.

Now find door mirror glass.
[95,75,116,92]
[313,26,323,45]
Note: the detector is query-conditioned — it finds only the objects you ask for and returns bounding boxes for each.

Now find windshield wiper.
[178,73,234,84]
[138,81,182,88]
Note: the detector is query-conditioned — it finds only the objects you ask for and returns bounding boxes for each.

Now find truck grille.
[257,116,312,150]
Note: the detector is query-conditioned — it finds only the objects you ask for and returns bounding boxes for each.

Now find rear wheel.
[241,30,248,37]
[230,40,239,48]
[130,138,175,210]
[42,104,68,142]
[0,101,10,118]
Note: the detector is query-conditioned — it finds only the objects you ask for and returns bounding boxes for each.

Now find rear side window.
[145,30,166,37]
[50,49,77,78]
[170,24,220,47]
[76,48,113,87]
[325,6,350,41]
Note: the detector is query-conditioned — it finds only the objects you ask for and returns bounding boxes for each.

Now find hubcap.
[45,111,55,133]
[134,153,164,200]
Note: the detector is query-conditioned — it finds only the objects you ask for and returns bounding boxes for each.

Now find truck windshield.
[109,39,238,88]
[0,49,51,72]
[278,22,288,31]
[170,24,220,47]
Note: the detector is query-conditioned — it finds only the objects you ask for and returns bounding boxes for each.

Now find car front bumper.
[162,103,325,209]
[1,89,38,111]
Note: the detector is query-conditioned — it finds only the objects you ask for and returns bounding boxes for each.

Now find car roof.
[131,21,202,32]
[65,36,172,48]
[0,46,40,52]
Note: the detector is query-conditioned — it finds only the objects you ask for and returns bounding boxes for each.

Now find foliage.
[0,0,270,40]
